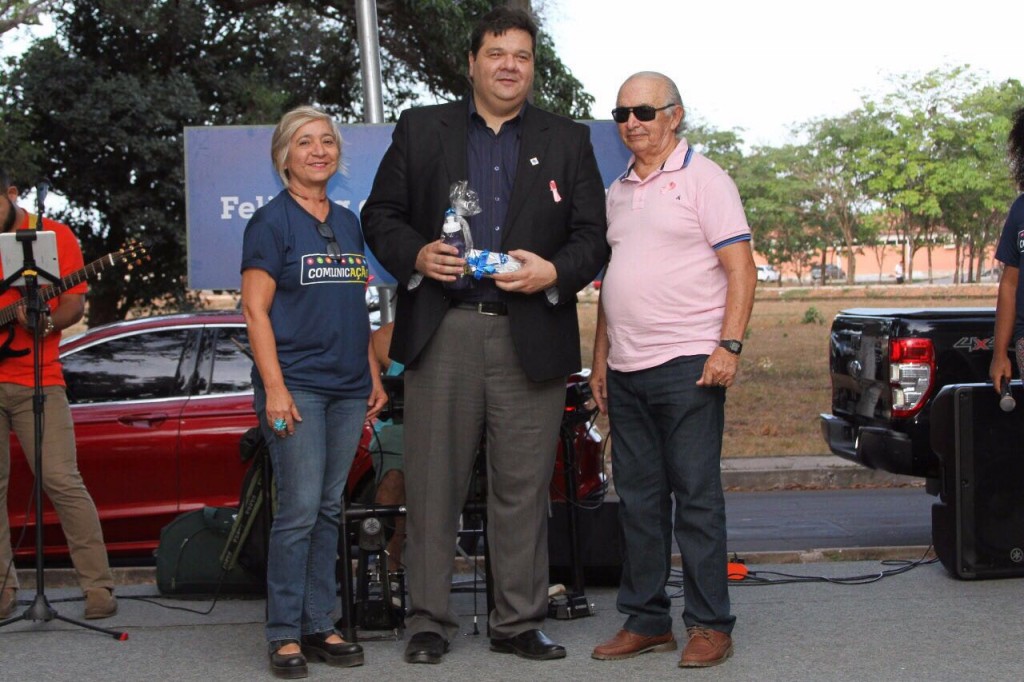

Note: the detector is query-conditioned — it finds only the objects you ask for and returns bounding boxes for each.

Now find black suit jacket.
[361,101,608,382]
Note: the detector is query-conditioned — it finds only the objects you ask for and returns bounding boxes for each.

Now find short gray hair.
[270,105,343,186]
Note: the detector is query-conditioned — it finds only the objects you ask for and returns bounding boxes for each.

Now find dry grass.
[191,284,997,460]
[577,283,998,458]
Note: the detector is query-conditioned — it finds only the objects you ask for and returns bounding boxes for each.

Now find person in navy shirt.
[241,105,386,678]
[991,106,1024,393]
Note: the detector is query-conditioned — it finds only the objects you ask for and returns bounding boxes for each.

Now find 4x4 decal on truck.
[953,336,994,352]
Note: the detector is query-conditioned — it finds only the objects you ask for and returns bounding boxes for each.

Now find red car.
[7,312,374,560]
[7,311,605,561]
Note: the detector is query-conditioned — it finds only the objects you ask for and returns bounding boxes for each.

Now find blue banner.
[185,120,630,290]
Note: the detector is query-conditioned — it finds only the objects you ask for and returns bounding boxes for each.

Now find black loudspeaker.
[547,498,623,586]
[929,383,1024,579]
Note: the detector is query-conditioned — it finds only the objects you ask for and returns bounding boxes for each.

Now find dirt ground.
[577,282,998,458]
[98,282,995,461]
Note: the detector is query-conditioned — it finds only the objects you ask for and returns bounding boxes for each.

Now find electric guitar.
[0,240,148,360]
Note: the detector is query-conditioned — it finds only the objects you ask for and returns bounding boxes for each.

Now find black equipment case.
[155,505,265,596]
[930,382,1024,580]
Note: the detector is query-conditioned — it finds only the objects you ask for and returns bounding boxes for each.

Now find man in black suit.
[361,6,607,665]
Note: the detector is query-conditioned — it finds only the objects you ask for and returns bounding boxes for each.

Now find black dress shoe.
[490,628,567,660]
[269,639,308,679]
[404,631,449,664]
[300,631,364,667]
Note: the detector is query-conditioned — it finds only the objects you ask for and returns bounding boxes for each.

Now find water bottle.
[441,209,470,290]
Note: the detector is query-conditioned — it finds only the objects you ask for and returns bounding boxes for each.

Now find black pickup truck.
[819,307,1010,493]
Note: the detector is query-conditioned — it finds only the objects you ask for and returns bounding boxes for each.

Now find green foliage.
[734,67,1021,286]
[0,0,594,323]
[733,143,824,283]
[688,123,746,176]
[801,306,825,325]
[2,0,364,322]
[0,0,55,34]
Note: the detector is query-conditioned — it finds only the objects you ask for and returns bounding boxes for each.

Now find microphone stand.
[0,187,127,639]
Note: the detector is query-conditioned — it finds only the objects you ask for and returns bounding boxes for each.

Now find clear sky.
[544,0,1021,147]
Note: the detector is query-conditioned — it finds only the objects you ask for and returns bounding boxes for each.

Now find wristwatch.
[719,339,743,355]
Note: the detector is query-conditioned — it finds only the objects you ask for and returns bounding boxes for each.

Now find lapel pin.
[530,157,539,166]
[549,180,562,203]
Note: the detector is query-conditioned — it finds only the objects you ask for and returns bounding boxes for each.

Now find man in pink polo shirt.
[590,72,756,668]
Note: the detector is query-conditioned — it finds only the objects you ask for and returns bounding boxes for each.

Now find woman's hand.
[266,386,301,437]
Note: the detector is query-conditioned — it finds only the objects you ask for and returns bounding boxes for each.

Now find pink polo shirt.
[602,138,750,372]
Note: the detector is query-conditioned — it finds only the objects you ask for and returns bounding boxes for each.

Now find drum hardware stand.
[548,395,596,620]
[337,504,406,640]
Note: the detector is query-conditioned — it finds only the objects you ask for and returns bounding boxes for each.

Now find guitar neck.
[0,251,124,327]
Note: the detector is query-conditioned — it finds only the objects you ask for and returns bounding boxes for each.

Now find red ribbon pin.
[549,180,562,203]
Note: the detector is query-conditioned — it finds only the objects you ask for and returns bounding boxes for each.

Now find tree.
[0,0,54,35]
[1,0,365,322]
[933,79,1024,283]
[796,110,881,285]
[211,0,593,119]
[0,0,592,323]
[860,67,987,284]
[858,211,892,283]
[688,122,745,176]
[734,143,824,284]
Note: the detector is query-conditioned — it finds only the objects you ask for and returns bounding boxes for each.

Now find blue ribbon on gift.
[467,250,502,279]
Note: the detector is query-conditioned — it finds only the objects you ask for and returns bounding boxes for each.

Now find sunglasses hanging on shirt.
[316,222,342,260]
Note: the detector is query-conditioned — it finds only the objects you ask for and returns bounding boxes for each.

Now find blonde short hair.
[270,105,343,186]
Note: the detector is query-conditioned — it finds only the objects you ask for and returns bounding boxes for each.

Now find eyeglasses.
[316,222,342,260]
[611,104,676,123]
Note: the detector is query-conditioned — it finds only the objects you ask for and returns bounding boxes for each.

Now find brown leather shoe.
[592,628,676,660]
[679,626,733,667]
[84,587,117,620]
[0,588,16,619]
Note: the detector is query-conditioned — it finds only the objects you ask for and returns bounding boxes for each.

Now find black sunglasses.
[611,103,676,123]
[315,222,342,260]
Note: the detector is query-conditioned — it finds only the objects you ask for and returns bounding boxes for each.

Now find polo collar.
[619,137,693,182]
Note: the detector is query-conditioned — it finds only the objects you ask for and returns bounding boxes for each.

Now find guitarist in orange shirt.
[0,168,116,620]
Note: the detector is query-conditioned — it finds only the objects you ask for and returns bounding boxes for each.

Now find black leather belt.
[450,300,508,316]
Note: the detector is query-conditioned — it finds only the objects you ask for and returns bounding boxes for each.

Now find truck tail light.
[889,337,935,418]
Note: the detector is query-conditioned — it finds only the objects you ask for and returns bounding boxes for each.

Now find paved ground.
[2,559,1021,682]
[3,456,1020,681]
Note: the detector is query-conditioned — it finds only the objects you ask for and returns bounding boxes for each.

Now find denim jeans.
[254,387,365,643]
[608,355,735,636]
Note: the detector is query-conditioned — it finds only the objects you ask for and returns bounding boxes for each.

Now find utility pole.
[355,0,392,322]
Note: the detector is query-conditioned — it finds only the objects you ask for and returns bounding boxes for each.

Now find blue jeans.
[608,355,735,636]
[254,387,365,643]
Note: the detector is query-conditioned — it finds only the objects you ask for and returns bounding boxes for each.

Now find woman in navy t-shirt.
[241,105,386,678]
[991,106,1024,392]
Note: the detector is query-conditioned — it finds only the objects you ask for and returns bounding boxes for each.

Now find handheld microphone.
[999,378,1016,413]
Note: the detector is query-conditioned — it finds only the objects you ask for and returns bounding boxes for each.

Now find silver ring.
[273,418,287,431]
